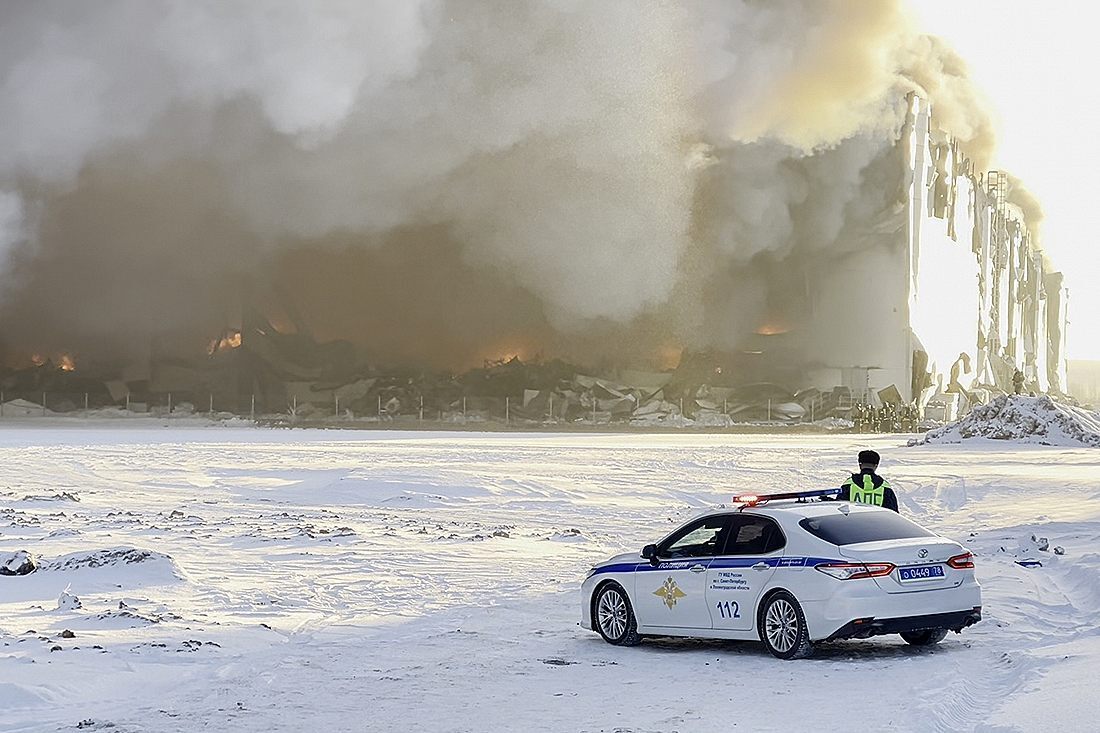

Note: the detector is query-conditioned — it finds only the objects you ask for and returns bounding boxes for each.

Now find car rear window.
[798,512,934,546]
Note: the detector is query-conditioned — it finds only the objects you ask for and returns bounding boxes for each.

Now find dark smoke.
[0,1,1013,372]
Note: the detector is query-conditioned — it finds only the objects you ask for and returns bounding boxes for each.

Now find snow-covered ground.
[1,424,1098,732]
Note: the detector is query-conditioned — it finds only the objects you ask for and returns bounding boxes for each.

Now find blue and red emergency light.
[733,488,840,507]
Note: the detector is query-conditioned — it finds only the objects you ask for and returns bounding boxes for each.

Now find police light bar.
[733,488,840,507]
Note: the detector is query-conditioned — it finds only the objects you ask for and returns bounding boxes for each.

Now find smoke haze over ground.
[0,0,1006,371]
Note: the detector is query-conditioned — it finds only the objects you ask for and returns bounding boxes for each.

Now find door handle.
[690,564,707,573]
[752,562,770,572]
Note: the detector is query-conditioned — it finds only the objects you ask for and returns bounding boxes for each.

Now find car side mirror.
[641,544,659,565]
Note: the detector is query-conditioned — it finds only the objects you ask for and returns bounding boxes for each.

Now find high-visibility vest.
[846,474,888,506]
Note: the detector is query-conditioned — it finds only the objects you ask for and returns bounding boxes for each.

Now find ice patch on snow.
[912,395,1100,447]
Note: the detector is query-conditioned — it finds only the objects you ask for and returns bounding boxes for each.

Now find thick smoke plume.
[0,0,1005,371]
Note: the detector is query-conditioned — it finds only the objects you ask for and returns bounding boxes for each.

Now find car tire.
[758,591,813,660]
[593,583,642,646]
[900,628,949,646]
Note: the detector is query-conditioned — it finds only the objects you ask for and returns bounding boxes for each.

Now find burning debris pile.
[913,395,1100,447]
[188,324,869,426]
[0,354,116,413]
[1,325,861,427]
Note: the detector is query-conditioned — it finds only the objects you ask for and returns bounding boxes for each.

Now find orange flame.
[31,354,45,366]
[657,344,682,370]
[754,324,789,336]
[480,338,532,365]
[208,330,243,355]
[59,354,76,372]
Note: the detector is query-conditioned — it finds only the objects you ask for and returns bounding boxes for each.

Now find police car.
[580,490,981,659]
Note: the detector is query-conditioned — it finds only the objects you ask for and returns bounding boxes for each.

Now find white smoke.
[0,1,430,178]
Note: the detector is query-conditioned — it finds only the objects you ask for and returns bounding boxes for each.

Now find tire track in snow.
[913,525,1100,731]
[915,647,1044,733]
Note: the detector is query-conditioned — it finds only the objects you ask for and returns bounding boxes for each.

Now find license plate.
[898,564,945,582]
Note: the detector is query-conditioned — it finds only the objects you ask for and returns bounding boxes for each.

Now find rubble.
[0,298,914,430]
[912,395,1100,447]
[3,341,881,428]
[0,398,54,417]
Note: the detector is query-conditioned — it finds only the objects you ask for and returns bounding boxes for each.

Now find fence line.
[0,390,897,430]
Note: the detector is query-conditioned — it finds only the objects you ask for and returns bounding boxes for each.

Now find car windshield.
[798,512,934,546]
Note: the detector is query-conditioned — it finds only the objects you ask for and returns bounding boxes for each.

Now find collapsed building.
[0,3,1083,427]
[0,95,1071,426]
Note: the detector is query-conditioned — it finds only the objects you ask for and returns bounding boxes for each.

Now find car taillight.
[947,552,975,569]
[815,562,895,580]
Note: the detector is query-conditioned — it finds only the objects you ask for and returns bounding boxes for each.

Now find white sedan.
[580,491,982,659]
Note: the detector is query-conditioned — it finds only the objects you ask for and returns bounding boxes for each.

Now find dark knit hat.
[857,449,880,467]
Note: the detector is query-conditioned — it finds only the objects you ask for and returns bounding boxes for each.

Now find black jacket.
[835,469,899,513]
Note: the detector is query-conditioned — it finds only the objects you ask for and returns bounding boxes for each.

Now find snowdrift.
[915,395,1100,447]
[0,550,36,576]
[0,547,182,582]
[43,547,180,575]
[0,547,184,604]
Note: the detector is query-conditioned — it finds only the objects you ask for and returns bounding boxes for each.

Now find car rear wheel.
[594,583,641,646]
[900,628,949,646]
[759,591,813,660]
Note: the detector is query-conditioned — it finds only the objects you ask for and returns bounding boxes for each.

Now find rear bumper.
[825,607,982,641]
[801,576,981,640]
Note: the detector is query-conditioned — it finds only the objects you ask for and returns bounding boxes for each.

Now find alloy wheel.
[765,598,799,653]
[597,588,628,640]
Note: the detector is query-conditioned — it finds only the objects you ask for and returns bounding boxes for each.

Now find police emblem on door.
[653,577,686,609]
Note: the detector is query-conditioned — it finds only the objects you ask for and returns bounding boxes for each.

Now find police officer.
[835,449,899,512]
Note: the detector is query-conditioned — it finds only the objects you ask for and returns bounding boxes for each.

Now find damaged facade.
[788,94,1068,419]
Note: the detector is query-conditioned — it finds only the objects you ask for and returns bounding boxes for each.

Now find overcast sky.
[912,0,1099,360]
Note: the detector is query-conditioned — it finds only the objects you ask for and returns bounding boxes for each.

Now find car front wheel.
[594,583,641,646]
[900,628,949,646]
[759,591,813,659]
